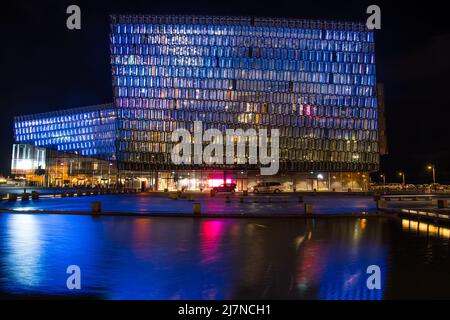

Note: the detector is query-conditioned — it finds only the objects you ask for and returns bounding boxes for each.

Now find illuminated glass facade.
[10,15,382,191]
[14,104,116,160]
[110,15,380,172]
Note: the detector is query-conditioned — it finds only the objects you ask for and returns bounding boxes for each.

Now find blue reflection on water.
[317,219,386,300]
[294,218,386,300]
[2,214,104,296]
[0,214,391,299]
[6,215,43,287]
[317,247,386,300]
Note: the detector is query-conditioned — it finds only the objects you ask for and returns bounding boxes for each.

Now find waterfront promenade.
[0,191,377,216]
[0,189,449,218]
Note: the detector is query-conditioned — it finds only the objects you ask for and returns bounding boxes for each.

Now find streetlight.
[69,160,74,187]
[60,161,65,188]
[380,174,386,185]
[398,172,405,186]
[427,165,436,184]
[108,163,113,189]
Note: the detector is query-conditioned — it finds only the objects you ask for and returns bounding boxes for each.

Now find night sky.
[1,0,449,184]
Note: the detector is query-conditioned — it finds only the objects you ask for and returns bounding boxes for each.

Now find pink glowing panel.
[207,179,233,187]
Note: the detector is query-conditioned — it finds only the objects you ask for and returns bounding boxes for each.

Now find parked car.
[405,184,417,190]
[212,183,236,193]
[430,183,445,191]
[383,183,403,191]
[369,183,385,191]
[253,182,284,193]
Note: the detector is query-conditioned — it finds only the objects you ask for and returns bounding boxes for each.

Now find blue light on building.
[110,15,380,173]
[11,15,382,191]
[14,104,116,160]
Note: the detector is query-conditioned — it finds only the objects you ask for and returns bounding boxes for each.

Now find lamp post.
[60,161,65,188]
[380,174,386,186]
[108,163,112,189]
[55,160,59,187]
[398,172,405,187]
[427,165,436,184]
[69,160,73,187]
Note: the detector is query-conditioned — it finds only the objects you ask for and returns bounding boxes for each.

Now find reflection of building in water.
[296,218,386,300]
[6,215,42,287]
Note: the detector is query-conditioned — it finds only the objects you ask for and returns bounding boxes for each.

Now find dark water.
[0,213,449,299]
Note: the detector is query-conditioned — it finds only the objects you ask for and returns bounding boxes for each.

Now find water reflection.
[6,215,43,288]
[402,219,450,239]
[295,219,386,300]
[200,220,226,265]
[0,214,449,299]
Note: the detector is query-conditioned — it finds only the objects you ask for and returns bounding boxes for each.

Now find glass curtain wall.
[110,15,380,173]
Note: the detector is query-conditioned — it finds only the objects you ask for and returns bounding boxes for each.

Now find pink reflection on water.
[200,220,225,265]
[296,238,329,290]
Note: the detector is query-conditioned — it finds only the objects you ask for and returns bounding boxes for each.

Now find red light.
[207,178,233,187]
